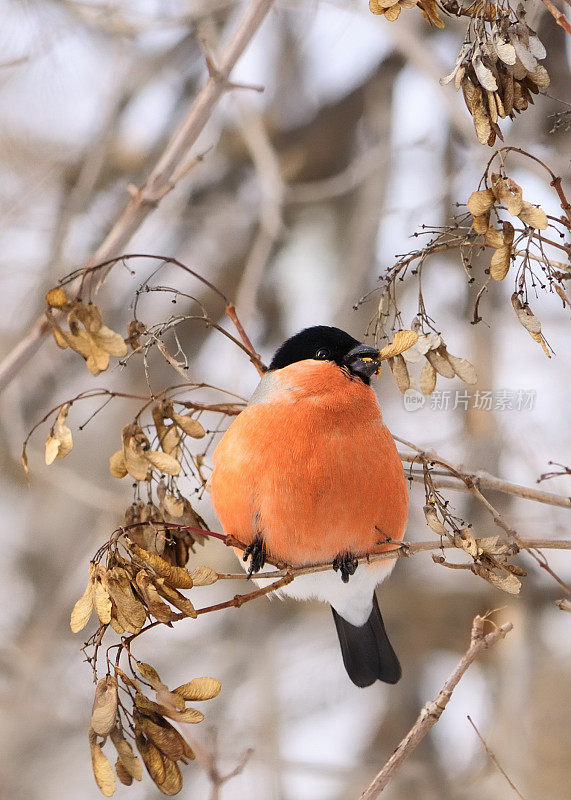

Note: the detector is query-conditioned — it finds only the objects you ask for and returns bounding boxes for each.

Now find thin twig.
[467,716,528,800]
[360,617,513,799]
[399,455,571,510]
[540,0,571,35]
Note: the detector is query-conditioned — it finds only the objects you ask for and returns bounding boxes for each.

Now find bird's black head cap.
[269,326,379,384]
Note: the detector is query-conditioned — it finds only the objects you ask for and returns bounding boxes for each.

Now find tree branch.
[0,0,275,393]
[360,616,513,799]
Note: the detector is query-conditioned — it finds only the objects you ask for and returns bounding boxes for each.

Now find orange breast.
[210,362,408,566]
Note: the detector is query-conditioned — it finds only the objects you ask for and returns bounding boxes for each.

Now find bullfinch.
[210,326,408,687]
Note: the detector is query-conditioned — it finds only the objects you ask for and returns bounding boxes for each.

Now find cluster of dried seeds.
[369,0,444,26]
[388,331,477,395]
[88,662,220,796]
[109,401,205,482]
[441,3,550,145]
[70,542,218,636]
[468,171,548,280]
[424,504,526,593]
[45,288,128,375]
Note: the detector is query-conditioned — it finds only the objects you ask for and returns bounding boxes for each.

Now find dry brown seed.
[472,212,490,234]
[377,330,418,361]
[484,226,504,248]
[492,177,524,216]
[472,562,522,594]
[423,505,447,536]
[146,450,181,476]
[157,757,183,796]
[91,676,118,737]
[529,64,549,89]
[454,529,478,558]
[418,0,444,27]
[445,353,477,384]
[172,677,221,702]
[426,348,455,379]
[161,492,185,518]
[473,101,492,145]
[105,567,147,633]
[89,732,116,797]
[155,579,197,618]
[511,294,542,334]
[171,412,206,439]
[517,201,548,230]
[129,543,173,577]
[109,449,128,479]
[490,244,511,281]
[155,686,186,713]
[168,707,204,724]
[70,570,95,632]
[472,51,498,91]
[110,728,143,781]
[384,3,401,20]
[136,662,164,691]
[134,571,181,624]
[135,732,166,786]
[115,758,133,786]
[163,565,194,590]
[45,404,73,464]
[509,29,538,72]
[94,578,112,625]
[388,355,410,393]
[467,188,495,217]
[142,717,188,761]
[419,360,437,395]
[188,565,219,586]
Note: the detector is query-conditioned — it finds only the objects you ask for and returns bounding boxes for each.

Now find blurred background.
[0,1,569,799]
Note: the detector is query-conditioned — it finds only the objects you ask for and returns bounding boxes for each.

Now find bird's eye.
[315,348,330,360]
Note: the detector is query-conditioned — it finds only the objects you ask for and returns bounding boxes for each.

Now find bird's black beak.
[344,343,380,379]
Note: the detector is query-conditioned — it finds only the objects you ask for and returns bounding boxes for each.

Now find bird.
[210,325,408,687]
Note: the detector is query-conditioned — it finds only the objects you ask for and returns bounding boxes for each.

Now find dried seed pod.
[45,404,73,464]
[388,355,410,393]
[423,505,447,536]
[172,677,221,702]
[377,330,419,361]
[419,360,437,395]
[171,412,206,439]
[155,579,197,618]
[70,568,95,632]
[136,662,164,691]
[511,294,541,334]
[134,571,181,624]
[517,201,548,229]
[467,188,495,216]
[426,347,456,379]
[445,353,477,384]
[89,732,116,797]
[94,577,113,625]
[188,565,219,586]
[91,676,118,737]
[110,728,143,781]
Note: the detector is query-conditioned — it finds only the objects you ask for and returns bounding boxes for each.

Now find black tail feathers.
[332,593,401,687]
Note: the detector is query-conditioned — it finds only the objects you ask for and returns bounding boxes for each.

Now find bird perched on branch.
[210,326,408,687]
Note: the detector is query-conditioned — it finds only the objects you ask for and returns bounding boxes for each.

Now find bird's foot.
[243,535,266,577]
[333,552,359,583]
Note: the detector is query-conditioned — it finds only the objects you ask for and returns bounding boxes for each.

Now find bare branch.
[360,617,513,800]
[0,0,276,393]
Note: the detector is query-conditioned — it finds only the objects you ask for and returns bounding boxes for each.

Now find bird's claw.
[243,535,266,577]
[333,552,359,583]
